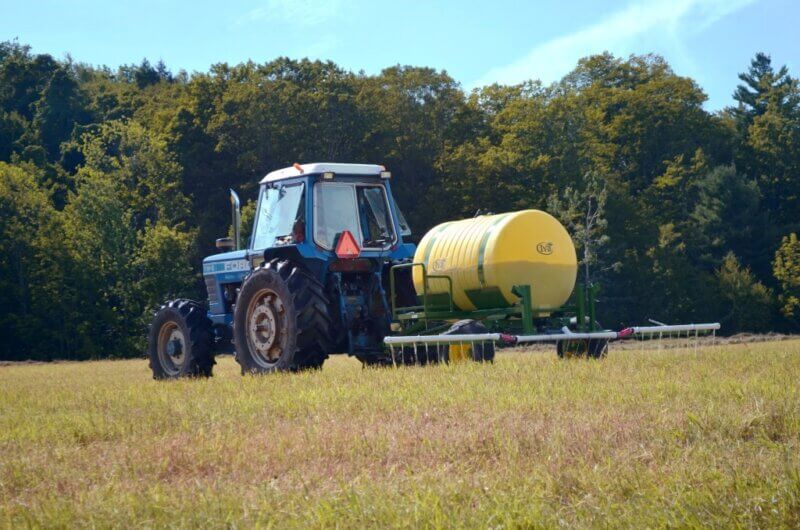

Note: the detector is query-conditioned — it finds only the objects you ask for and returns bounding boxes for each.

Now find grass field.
[1,340,799,528]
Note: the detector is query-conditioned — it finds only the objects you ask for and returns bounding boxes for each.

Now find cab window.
[395,204,412,236]
[251,183,305,250]
[314,182,396,250]
[358,186,396,247]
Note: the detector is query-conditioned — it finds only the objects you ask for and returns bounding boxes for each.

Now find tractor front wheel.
[233,259,332,374]
[148,299,214,379]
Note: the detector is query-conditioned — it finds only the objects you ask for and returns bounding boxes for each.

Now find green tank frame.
[388,262,599,336]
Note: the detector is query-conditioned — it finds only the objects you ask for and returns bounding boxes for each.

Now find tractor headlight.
[322,171,335,181]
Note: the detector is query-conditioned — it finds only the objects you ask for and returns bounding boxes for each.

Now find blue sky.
[2,0,798,110]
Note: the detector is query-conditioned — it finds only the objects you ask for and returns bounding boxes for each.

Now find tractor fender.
[260,246,327,280]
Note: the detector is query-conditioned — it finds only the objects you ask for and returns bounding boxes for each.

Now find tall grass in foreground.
[1,341,799,528]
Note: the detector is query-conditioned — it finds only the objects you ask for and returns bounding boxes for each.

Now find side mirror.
[216,237,235,252]
[230,189,241,250]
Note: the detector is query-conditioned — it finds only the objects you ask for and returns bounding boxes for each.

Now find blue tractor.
[148,163,422,378]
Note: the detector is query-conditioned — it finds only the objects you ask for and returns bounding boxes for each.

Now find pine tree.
[134,58,160,88]
[732,53,800,228]
[31,68,86,161]
[733,52,793,125]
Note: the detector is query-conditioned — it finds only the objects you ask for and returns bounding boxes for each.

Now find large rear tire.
[148,299,214,379]
[233,259,332,374]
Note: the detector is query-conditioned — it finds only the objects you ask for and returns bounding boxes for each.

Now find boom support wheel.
[557,338,608,359]
[441,319,496,363]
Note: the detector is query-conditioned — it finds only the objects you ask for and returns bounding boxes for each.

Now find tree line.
[1,40,799,360]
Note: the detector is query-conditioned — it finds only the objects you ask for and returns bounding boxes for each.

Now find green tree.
[773,233,800,325]
[164,76,233,254]
[689,165,768,274]
[63,170,138,355]
[237,198,256,244]
[62,121,197,355]
[133,222,196,312]
[358,65,477,231]
[0,41,60,119]
[746,101,800,226]
[547,172,619,288]
[730,53,800,227]
[31,67,88,161]
[637,223,716,325]
[0,110,26,160]
[733,53,794,126]
[0,162,72,359]
[134,58,161,88]
[79,120,191,229]
[715,253,774,333]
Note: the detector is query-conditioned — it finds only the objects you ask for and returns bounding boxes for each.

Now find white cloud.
[236,0,345,27]
[472,0,757,88]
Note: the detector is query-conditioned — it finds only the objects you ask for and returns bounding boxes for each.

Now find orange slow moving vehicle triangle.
[335,230,360,259]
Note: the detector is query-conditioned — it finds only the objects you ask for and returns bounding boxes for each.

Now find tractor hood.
[202,250,251,277]
[202,250,251,321]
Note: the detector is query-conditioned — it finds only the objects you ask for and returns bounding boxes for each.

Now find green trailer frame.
[388,262,599,336]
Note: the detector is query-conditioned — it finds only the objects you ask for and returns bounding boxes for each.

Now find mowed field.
[1,341,799,528]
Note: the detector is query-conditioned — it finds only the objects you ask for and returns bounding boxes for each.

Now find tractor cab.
[249,163,413,260]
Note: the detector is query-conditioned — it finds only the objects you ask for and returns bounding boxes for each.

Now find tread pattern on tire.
[234,259,333,373]
[557,338,608,359]
[148,299,214,379]
[438,319,495,362]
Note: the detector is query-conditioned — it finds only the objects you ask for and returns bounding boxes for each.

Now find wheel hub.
[166,338,183,358]
[157,323,186,375]
[246,289,285,365]
[249,302,277,352]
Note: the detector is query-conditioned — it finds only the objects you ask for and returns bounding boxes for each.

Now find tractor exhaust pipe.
[230,189,241,250]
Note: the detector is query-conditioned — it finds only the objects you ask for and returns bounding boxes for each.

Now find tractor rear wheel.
[148,299,214,379]
[233,259,332,374]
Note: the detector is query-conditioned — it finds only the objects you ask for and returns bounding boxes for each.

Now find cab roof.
[260,163,385,184]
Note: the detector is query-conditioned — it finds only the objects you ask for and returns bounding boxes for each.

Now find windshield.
[251,183,305,250]
[314,182,396,250]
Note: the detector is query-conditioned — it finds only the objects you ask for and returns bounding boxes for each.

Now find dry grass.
[1,340,799,528]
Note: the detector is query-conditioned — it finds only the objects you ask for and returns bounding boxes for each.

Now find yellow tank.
[412,210,577,313]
